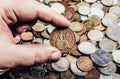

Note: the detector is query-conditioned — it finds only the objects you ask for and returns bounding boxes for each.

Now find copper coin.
[79,34,88,43]
[70,45,82,56]
[84,68,100,79]
[60,70,74,79]
[76,56,93,72]
[50,28,75,53]
[44,72,59,79]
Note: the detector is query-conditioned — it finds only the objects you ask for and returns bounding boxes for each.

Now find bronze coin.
[44,72,59,79]
[60,70,74,79]
[76,56,93,72]
[84,68,100,79]
[50,28,75,54]
[70,45,82,56]
[79,34,88,43]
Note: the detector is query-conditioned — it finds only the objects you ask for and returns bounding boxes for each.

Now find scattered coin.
[99,38,117,52]
[79,34,88,43]
[109,6,120,17]
[78,42,96,55]
[20,32,33,41]
[76,56,93,72]
[90,49,110,67]
[60,70,74,79]
[87,30,104,41]
[70,59,88,76]
[78,5,91,15]
[51,57,69,72]
[41,29,50,39]
[98,62,117,75]
[50,28,75,54]
[91,2,103,10]
[32,22,45,32]
[112,50,120,64]
[89,15,101,26]
[84,68,100,79]
[70,45,82,56]
[101,0,114,6]
[106,25,120,41]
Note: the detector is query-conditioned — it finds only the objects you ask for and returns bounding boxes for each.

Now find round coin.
[51,57,69,72]
[87,30,104,41]
[60,70,74,79]
[76,56,93,72]
[99,38,117,52]
[78,42,96,55]
[70,59,88,76]
[101,0,114,6]
[112,50,120,64]
[90,49,110,67]
[50,28,75,53]
[98,62,117,75]
[70,45,82,56]
[106,25,120,41]
[99,74,113,79]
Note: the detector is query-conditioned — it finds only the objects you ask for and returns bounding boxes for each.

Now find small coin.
[78,5,91,15]
[73,12,81,21]
[51,2,65,14]
[79,34,88,43]
[70,45,82,56]
[99,74,113,79]
[50,28,75,53]
[69,22,83,32]
[51,57,69,72]
[99,38,117,52]
[87,30,104,41]
[60,70,74,79]
[76,56,93,72]
[112,50,120,64]
[46,24,56,34]
[84,68,100,79]
[98,62,117,75]
[41,29,50,39]
[78,42,96,55]
[20,32,33,41]
[32,22,45,32]
[70,59,88,76]
[109,6,120,17]
[94,23,106,31]
[90,49,110,67]
[101,0,114,6]
[14,35,21,44]
[106,25,120,41]
[89,15,101,26]
[91,2,103,10]
[84,19,95,31]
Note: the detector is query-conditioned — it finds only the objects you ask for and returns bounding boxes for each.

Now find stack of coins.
[9,0,120,79]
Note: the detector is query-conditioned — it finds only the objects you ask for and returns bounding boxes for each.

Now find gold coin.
[84,19,94,31]
[70,22,83,32]
[73,12,81,21]
[50,28,75,54]
[32,22,45,32]
[89,15,101,26]
[41,29,50,39]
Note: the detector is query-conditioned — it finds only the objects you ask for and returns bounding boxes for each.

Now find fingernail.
[51,51,61,60]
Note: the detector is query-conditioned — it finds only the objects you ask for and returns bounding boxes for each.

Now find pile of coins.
[9,0,120,79]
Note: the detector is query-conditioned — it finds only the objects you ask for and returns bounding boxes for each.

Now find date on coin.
[50,28,75,54]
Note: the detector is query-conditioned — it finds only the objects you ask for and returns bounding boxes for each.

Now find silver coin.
[87,30,104,41]
[101,0,114,6]
[99,38,117,52]
[99,74,113,79]
[98,62,117,75]
[106,25,120,41]
[90,49,110,67]
[111,73,120,79]
[78,6,91,16]
[78,42,96,55]
[32,38,43,44]
[51,57,69,72]
[112,50,120,64]
[109,6,120,16]
[46,24,56,34]
[70,59,88,76]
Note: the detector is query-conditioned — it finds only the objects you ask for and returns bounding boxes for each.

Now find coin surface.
[99,38,117,52]
[76,56,93,72]
[60,70,74,79]
[90,49,110,67]
[78,42,96,55]
[99,74,113,79]
[70,59,88,76]
[98,62,117,75]
[50,28,75,53]
[106,25,120,41]
[70,45,82,56]
[84,68,100,79]
[20,32,33,41]
[51,57,69,72]
[32,22,45,32]
[87,30,104,41]
[112,50,120,64]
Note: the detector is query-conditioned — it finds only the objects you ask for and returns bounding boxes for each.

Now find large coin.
[90,49,110,67]
[98,62,117,75]
[112,50,120,64]
[50,28,75,53]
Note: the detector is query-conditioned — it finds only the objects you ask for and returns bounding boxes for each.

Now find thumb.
[6,44,61,67]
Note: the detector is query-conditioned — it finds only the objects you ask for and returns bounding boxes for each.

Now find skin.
[0,0,70,69]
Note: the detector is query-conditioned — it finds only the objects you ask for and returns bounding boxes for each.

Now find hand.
[0,0,70,69]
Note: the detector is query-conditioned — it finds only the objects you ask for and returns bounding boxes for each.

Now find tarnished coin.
[106,25,120,41]
[78,42,96,55]
[99,38,117,52]
[41,29,50,39]
[87,30,104,41]
[73,12,81,21]
[70,59,88,76]
[60,70,74,79]
[79,34,88,43]
[69,22,83,32]
[32,22,45,32]
[51,3,65,14]
[84,68,100,79]
[99,74,113,79]
[98,62,117,75]
[70,45,82,56]
[50,28,75,53]
[76,56,93,72]
[112,50,120,64]
[89,15,101,26]
[51,57,69,72]
[90,49,110,67]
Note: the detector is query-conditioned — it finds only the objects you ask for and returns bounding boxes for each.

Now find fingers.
[11,44,61,67]
[36,3,70,27]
